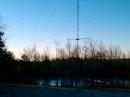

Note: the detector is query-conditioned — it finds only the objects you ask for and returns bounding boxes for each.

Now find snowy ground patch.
[0,85,129,97]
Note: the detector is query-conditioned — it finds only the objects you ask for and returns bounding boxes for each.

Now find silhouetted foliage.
[16,40,130,88]
[0,31,14,84]
[0,32,14,61]
[0,31,129,89]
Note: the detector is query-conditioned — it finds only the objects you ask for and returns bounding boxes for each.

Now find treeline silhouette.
[0,31,130,88]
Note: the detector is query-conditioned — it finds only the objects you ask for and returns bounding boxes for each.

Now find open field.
[0,85,129,97]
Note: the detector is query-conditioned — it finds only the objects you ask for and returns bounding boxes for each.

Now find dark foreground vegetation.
[3,58,130,89]
[0,31,130,89]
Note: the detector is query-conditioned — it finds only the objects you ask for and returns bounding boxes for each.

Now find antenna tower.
[68,0,90,58]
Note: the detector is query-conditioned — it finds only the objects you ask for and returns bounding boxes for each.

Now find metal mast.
[68,0,91,58]
[76,0,80,58]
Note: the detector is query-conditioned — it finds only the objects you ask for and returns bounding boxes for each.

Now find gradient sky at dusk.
[0,0,130,58]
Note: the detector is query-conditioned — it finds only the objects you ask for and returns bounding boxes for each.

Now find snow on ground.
[0,85,129,97]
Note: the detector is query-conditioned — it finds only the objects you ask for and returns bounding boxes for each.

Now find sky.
[0,0,130,58]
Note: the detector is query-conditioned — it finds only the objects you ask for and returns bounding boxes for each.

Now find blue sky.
[0,0,130,58]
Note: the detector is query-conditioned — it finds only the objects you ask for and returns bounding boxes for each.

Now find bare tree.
[96,41,107,59]
[21,46,40,61]
[66,40,72,58]
[127,51,130,59]
[107,44,123,59]
[41,48,50,61]
[55,41,61,59]
[70,43,79,58]
[57,48,67,59]
[82,40,90,59]
[21,54,29,61]
[88,39,97,58]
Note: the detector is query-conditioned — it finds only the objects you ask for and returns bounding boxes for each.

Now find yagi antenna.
[68,0,91,58]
